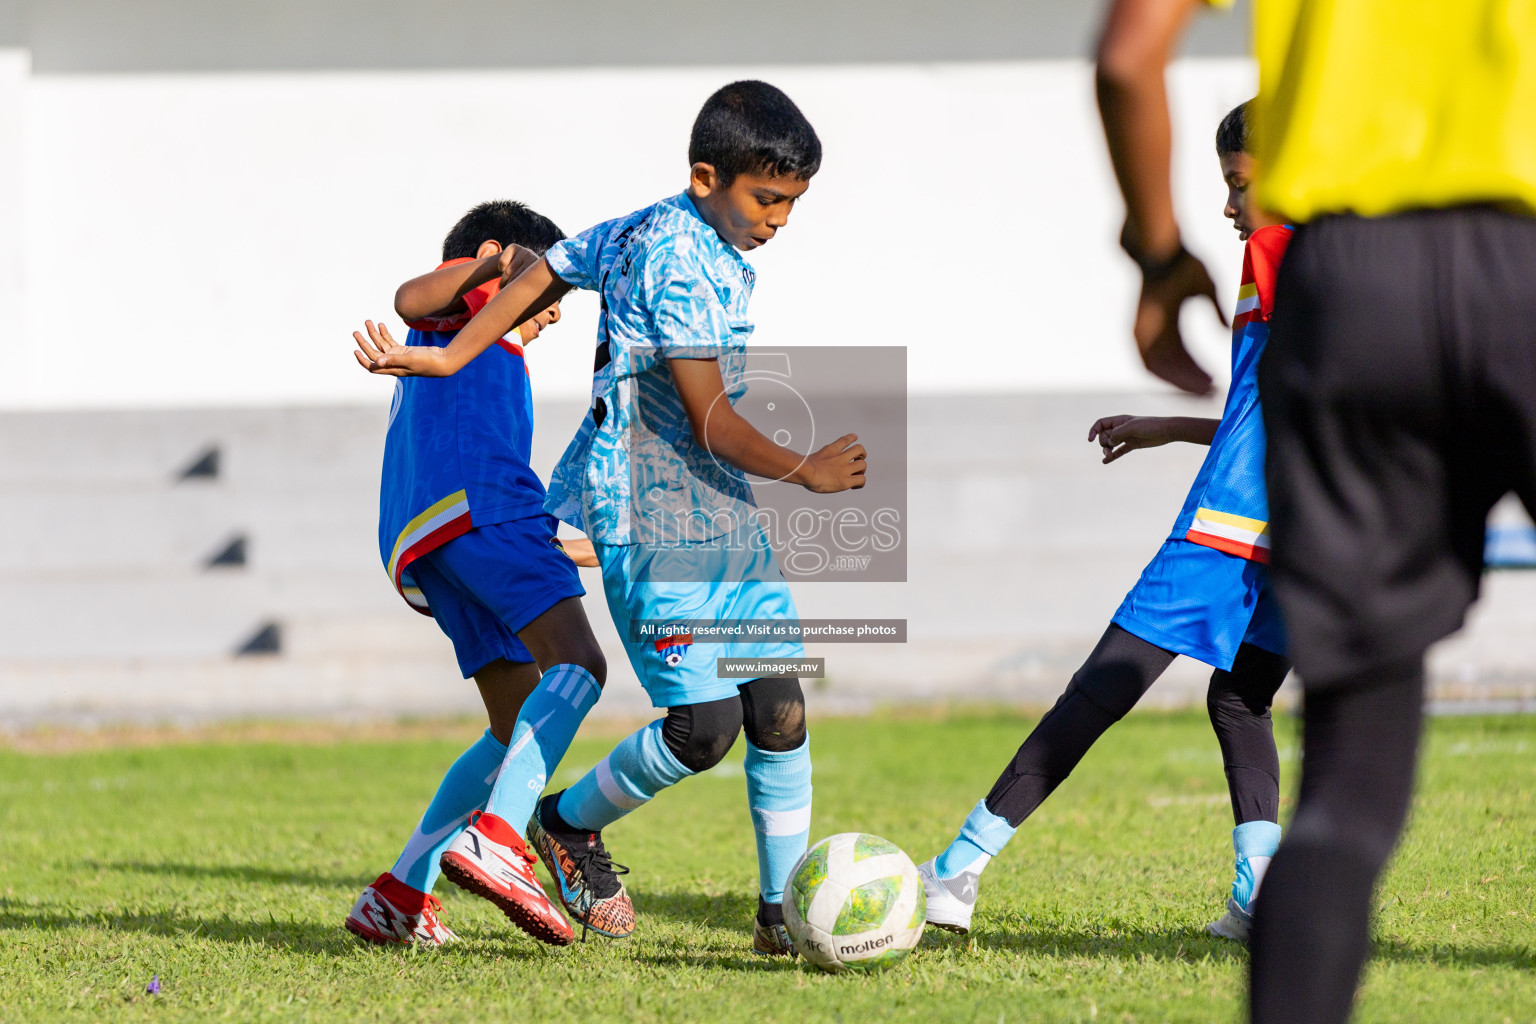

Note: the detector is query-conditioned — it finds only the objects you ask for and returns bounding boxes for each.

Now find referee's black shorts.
[1259,206,1536,687]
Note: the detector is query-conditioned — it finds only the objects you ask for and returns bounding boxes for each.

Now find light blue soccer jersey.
[543,193,758,546]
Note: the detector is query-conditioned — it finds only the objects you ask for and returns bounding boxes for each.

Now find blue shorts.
[598,526,805,708]
[1111,537,1287,671]
[412,515,586,678]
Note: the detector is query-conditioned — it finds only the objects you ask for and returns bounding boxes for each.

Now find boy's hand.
[797,433,868,493]
[353,320,450,377]
[498,244,540,288]
[1132,252,1223,396]
[1090,413,1219,461]
[1090,414,1175,462]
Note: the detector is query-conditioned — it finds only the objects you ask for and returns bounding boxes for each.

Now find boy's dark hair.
[441,200,564,262]
[1216,100,1252,157]
[688,80,822,186]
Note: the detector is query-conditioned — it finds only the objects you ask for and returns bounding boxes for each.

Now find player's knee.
[662,696,743,773]
[1207,673,1273,725]
[741,677,807,752]
[1063,675,1134,724]
[565,640,606,687]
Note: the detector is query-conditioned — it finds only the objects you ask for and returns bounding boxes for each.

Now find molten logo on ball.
[783,832,927,973]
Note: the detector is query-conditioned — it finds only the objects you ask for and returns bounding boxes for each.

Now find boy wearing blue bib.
[920,102,1293,943]
[358,81,868,955]
[345,201,608,950]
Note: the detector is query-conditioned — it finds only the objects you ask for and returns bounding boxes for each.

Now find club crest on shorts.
[654,631,693,668]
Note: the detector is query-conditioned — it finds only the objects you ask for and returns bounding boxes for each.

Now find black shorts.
[1259,207,1536,686]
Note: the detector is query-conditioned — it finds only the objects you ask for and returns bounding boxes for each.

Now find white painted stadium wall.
[0,0,1254,407]
[2,1,1532,725]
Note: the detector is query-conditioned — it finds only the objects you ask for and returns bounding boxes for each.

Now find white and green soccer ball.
[783,832,926,973]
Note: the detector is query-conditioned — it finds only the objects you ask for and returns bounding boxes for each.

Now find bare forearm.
[394,255,500,321]
[1095,0,1201,259]
[1164,416,1219,445]
[437,259,571,373]
[696,408,812,485]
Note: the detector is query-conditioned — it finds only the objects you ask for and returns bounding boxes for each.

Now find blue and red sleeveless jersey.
[1172,224,1295,563]
[377,260,547,613]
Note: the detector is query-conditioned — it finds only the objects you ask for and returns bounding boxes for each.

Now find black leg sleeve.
[739,676,807,752]
[661,694,744,773]
[1207,643,1291,825]
[983,624,1176,827]
[1249,660,1425,1024]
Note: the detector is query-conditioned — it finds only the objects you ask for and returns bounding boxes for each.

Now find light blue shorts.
[597,526,805,708]
[1111,537,1287,672]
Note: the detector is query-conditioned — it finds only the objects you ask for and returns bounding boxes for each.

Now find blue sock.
[935,799,1018,880]
[390,728,507,893]
[556,719,693,831]
[1231,820,1282,909]
[745,738,813,905]
[483,664,600,831]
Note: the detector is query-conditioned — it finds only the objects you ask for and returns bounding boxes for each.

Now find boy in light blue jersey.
[918,101,1293,944]
[345,201,608,950]
[358,81,868,954]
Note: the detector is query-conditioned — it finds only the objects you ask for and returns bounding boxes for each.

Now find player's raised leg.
[534,694,743,937]
[739,676,812,956]
[920,625,1174,933]
[345,563,545,946]
[438,596,606,946]
[1204,641,1290,941]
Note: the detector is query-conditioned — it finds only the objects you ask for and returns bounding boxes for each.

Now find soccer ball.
[783,832,926,973]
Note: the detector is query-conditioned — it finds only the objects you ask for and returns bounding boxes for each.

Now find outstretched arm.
[359,258,572,377]
[393,245,541,322]
[669,358,866,494]
[1088,413,1219,463]
[555,536,599,568]
[1096,0,1225,395]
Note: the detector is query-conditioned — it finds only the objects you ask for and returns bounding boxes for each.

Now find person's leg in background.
[921,624,1176,933]
[1205,640,1290,940]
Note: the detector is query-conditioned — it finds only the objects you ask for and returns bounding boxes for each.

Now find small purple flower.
[146,975,160,995]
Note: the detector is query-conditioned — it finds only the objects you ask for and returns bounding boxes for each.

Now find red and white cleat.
[439,811,574,946]
[344,872,457,946]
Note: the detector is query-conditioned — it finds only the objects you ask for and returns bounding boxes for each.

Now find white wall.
[0,60,1253,408]
[4,58,1256,408]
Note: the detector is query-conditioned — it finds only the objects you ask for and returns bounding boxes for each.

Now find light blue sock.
[556,719,694,831]
[483,664,600,830]
[1231,820,1282,909]
[745,738,813,905]
[935,799,1018,880]
[390,728,507,893]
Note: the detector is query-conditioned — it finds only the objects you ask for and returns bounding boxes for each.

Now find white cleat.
[918,858,978,935]
[1206,897,1254,943]
[344,872,457,946]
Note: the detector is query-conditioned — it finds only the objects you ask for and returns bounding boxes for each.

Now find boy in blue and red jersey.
[919,102,1295,943]
[344,200,607,949]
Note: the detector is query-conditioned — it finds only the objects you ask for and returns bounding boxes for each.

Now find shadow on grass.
[84,859,358,890]
[956,921,1249,964]
[630,888,757,929]
[0,897,548,960]
[942,921,1536,972]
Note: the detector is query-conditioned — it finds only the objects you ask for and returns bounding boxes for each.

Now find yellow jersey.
[1252,0,1536,221]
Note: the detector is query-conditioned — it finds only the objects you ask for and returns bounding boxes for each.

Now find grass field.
[2,709,1533,1023]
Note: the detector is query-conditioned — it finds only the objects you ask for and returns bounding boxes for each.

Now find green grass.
[2,710,1533,1023]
